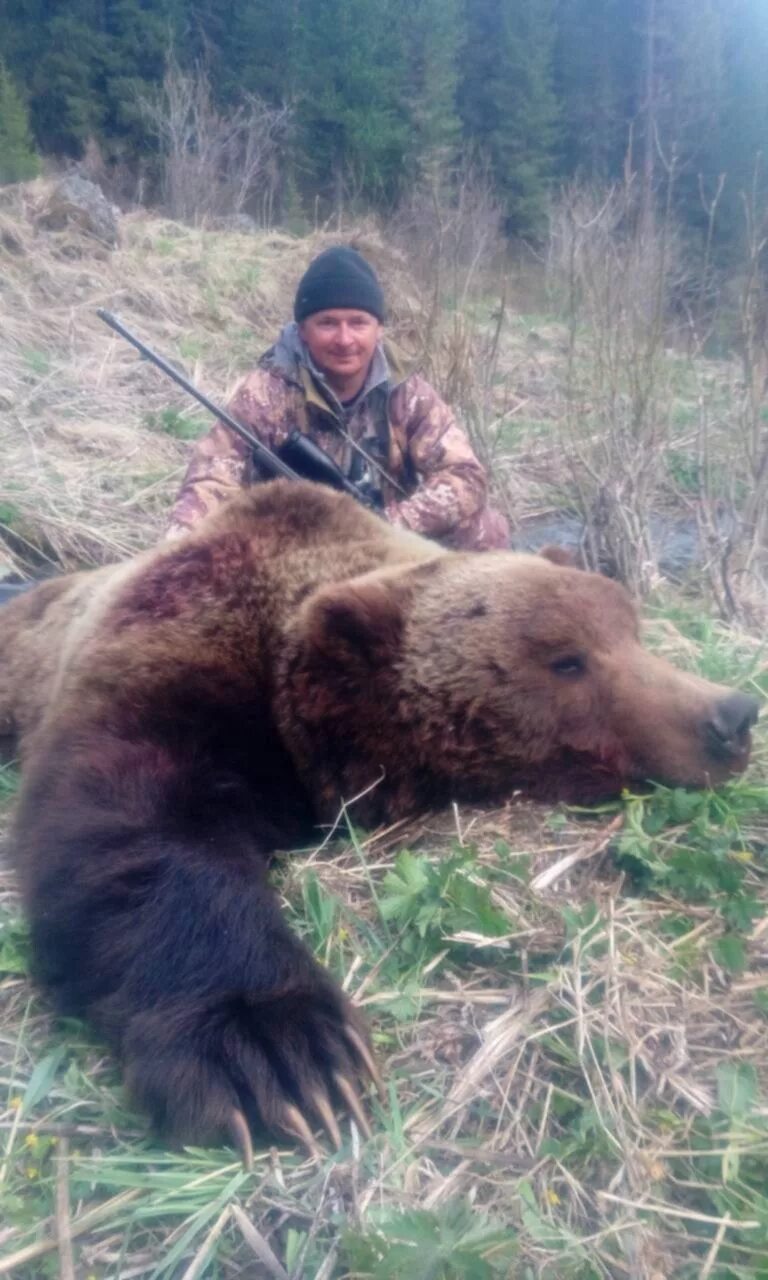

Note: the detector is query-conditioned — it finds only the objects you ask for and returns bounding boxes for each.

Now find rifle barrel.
[97,308,300,483]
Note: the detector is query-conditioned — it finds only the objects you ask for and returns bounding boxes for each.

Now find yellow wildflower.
[731,848,754,864]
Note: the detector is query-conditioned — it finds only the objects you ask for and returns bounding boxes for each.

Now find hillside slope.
[0,181,766,1280]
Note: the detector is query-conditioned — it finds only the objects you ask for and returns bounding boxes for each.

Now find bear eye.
[550,654,586,678]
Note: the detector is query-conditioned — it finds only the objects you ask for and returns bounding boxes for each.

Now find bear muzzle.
[704,690,760,765]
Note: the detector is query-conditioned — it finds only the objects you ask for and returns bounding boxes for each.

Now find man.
[168,246,509,550]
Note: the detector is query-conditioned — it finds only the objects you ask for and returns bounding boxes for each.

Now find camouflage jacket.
[168,323,505,548]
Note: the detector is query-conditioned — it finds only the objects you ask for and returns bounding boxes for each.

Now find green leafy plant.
[341,1200,517,1279]
[0,60,39,183]
[144,408,208,440]
[615,783,768,983]
[0,762,19,801]
[379,847,510,957]
[21,349,50,378]
[617,784,766,899]
[0,912,29,976]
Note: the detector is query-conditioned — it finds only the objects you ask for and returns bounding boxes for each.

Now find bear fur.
[0,481,758,1157]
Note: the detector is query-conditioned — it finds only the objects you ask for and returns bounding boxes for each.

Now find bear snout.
[705,690,760,762]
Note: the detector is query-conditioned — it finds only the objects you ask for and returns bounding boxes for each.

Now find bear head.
[283,551,759,822]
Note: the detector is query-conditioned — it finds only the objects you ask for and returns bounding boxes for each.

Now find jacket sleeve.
[385,376,487,538]
[166,371,289,538]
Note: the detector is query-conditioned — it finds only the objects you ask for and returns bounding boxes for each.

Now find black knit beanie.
[294,246,386,322]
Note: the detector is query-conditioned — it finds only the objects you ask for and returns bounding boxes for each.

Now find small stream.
[0,512,718,608]
[515,510,715,579]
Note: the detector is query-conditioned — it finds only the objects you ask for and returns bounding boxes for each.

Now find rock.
[215,213,259,234]
[526,323,570,352]
[0,217,25,255]
[35,175,120,248]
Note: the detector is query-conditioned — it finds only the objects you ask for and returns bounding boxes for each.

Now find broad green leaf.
[20,1045,68,1116]
[717,1061,758,1120]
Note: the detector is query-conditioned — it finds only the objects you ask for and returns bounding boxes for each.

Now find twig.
[0,1189,141,1275]
[231,1205,289,1280]
[288,1164,336,1280]
[531,813,624,893]
[0,1121,143,1139]
[598,1191,758,1229]
[55,1137,76,1280]
[307,772,386,858]
[700,1211,731,1280]
[180,1206,231,1280]
[312,1244,339,1280]
[357,987,515,1008]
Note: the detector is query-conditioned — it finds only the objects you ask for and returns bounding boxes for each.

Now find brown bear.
[0,480,759,1164]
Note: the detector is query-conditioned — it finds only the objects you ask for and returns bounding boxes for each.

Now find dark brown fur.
[0,481,758,1153]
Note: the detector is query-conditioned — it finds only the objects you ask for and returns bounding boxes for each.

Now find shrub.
[0,60,40,184]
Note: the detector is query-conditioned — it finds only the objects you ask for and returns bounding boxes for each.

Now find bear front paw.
[121,982,382,1166]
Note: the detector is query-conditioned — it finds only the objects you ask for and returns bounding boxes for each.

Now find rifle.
[96,309,383,509]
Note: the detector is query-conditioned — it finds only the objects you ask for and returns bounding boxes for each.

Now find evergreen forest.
[1,0,767,255]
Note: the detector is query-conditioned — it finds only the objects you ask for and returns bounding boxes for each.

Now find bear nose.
[706,691,760,759]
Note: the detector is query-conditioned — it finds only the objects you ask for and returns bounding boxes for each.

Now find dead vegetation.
[545,177,768,621]
[1,730,768,1278]
[0,180,423,577]
[139,58,292,227]
[0,180,767,1278]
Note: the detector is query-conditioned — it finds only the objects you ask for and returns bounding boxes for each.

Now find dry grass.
[0,181,422,576]
[2,740,768,1278]
[0,183,767,1278]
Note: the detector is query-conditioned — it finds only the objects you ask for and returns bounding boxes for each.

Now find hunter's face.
[299,309,382,396]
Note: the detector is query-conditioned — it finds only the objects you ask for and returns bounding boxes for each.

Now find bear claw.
[345,1024,385,1100]
[227,1107,254,1172]
[312,1089,343,1150]
[334,1071,373,1139]
[283,1104,323,1159]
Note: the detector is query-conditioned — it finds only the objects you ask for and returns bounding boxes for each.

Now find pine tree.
[554,0,634,179]
[184,0,297,108]
[398,0,463,184]
[0,58,39,183]
[293,0,409,214]
[0,0,765,264]
[458,0,558,235]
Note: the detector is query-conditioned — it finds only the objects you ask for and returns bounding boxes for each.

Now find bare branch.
[140,54,292,226]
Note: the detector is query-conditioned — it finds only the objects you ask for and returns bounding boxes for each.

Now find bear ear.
[303,577,404,670]
[538,544,581,569]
